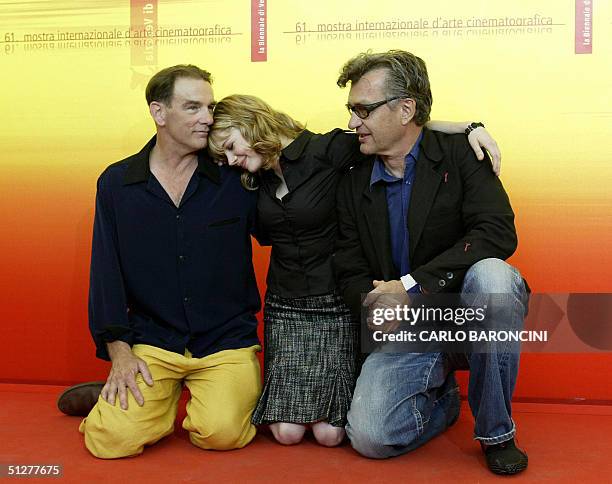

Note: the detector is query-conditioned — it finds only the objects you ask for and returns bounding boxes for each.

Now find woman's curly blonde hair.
[208,94,305,189]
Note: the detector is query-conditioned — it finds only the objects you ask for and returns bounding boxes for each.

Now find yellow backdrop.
[1,0,610,398]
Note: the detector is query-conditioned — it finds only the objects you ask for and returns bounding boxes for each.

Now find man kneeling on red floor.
[333,50,529,475]
[60,65,262,458]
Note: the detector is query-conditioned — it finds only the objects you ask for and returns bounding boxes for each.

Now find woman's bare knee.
[270,422,306,445]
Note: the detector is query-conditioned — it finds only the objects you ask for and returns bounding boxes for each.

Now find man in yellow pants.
[72,65,262,458]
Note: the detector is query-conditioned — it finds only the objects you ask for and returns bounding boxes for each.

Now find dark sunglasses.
[346,96,403,119]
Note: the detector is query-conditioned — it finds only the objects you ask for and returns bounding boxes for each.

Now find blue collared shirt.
[370,132,422,288]
[89,137,261,360]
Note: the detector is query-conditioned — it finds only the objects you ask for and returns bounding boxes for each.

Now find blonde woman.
[208,94,500,447]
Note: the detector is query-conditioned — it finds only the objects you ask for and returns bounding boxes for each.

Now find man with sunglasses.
[334,50,529,475]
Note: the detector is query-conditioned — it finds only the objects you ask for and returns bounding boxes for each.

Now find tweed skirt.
[252,290,360,427]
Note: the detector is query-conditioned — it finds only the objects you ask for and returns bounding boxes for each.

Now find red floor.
[2,383,612,483]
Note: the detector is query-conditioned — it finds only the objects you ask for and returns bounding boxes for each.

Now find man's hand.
[101,341,154,410]
[363,280,411,333]
[467,126,501,176]
[372,279,406,294]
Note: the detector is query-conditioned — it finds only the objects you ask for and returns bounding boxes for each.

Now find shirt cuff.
[94,326,133,361]
[400,274,419,292]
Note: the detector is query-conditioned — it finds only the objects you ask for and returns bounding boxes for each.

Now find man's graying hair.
[337,50,432,126]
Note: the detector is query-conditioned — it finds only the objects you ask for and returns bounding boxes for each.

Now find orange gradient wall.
[1,0,611,400]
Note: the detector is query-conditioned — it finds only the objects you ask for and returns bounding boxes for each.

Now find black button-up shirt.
[257,129,365,298]
[89,136,260,360]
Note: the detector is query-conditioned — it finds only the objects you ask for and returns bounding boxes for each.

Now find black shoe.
[481,438,528,475]
[57,381,105,416]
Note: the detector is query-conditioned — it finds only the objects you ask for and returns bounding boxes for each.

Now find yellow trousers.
[79,344,261,459]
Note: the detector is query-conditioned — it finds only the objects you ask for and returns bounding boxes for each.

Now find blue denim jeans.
[346,258,528,458]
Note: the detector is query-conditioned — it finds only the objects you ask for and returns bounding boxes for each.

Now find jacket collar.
[280,129,314,161]
[419,127,444,163]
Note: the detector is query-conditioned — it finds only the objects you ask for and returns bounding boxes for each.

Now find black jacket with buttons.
[334,128,518,320]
